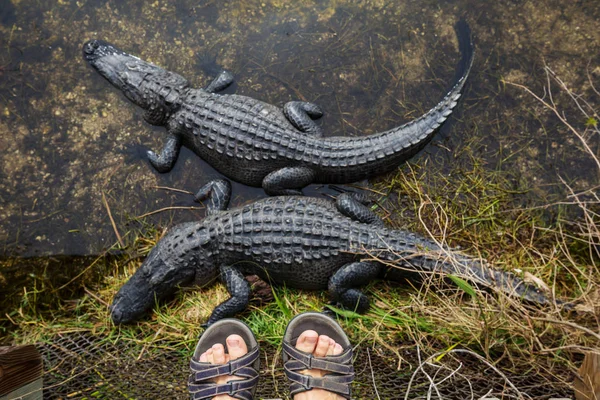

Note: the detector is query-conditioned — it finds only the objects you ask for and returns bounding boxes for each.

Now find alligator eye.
[126,62,139,71]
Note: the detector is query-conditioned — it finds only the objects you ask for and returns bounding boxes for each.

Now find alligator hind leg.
[205,265,251,326]
[283,101,324,136]
[328,261,382,313]
[146,134,182,173]
[262,166,315,196]
[336,192,384,227]
[194,179,232,215]
[205,70,234,93]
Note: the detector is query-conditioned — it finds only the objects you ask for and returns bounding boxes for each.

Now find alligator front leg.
[335,193,384,227]
[194,179,232,215]
[283,101,324,136]
[262,166,316,196]
[146,134,182,173]
[205,265,251,326]
[328,261,382,313]
[205,70,234,93]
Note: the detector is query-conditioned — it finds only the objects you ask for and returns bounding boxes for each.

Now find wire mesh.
[37,332,573,399]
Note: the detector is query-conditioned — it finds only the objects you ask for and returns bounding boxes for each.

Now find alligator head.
[109,223,217,324]
[83,39,189,125]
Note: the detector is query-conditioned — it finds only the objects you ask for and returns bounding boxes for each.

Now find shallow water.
[0,0,598,257]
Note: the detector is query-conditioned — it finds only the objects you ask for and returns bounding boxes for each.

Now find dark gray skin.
[110,179,561,326]
[83,21,474,196]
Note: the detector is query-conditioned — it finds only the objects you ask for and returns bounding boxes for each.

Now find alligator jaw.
[83,39,162,108]
[109,249,195,324]
[110,267,157,324]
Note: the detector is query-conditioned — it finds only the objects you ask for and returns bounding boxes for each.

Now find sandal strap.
[190,346,259,380]
[285,368,354,397]
[282,341,354,398]
[188,374,258,400]
[282,342,353,374]
[188,346,260,400]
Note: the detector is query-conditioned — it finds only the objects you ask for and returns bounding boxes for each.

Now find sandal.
[188,319,260,400]
[282,312,355,399]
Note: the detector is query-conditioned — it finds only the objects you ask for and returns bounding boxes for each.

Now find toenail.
[305,336,317,344]
[227,338,240,347]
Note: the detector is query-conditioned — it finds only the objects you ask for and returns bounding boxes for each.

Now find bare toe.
[199,351,209,363]
[333,343,343,355]
[212,343,226,364]
[226,334,248,360]
[314,335,331,357]
[327,339,336,356]
[296,330,318,353]
[206,348,214,364]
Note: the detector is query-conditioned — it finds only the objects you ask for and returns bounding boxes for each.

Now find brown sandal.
[282,312,354,399]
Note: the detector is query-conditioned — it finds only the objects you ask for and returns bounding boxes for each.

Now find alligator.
[110,180,560,326]
[83,21,474,196]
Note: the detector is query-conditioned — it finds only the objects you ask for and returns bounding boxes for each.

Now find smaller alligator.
[110,180,562,326]
[83,21,474,196]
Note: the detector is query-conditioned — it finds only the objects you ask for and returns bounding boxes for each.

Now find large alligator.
[110,180,560,325]
[83,21,474,196]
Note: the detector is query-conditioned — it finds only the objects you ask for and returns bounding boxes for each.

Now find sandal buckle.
[306,354,313,369]
[228,379,242,395]
[301,374,312,390]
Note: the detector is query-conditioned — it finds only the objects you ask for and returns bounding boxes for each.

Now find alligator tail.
[348,20,475,163]
[374,232,557,307]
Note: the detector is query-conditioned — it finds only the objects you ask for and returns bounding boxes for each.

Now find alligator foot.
[262,166,315,196]
[328,261,382,313]
[283,101,324,136]
[146,134,182,173]
[335,191,384,227]
[205,265,250,326]
[205,70,234,93]
[194,179,232,214]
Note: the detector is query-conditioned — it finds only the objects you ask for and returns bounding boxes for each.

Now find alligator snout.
[83,39,104,62]
[109,304,124,324]
[83,39,100,54]
[82,39,125,63]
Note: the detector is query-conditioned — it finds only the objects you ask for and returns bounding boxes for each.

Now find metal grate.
[37,332,573,399]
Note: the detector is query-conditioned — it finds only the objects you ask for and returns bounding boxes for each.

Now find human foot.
[188,319,260,400]
[196,334,247,400]
[282,312,354,400]
[292,330,345,400]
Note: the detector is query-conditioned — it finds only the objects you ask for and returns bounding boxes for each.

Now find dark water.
[0,0,599,258]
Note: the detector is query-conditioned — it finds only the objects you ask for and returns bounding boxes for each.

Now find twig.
[539,345,600,355]
[405,348,529,400]
[83,287,108,307]
[532,318,600,342]
[102,191,124,248]
[366,348,381,400]
[137,327,163,361]
[151,185,194,195]
[135,206,204,219]
[55,251,110,292]
[505,80,600,171]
